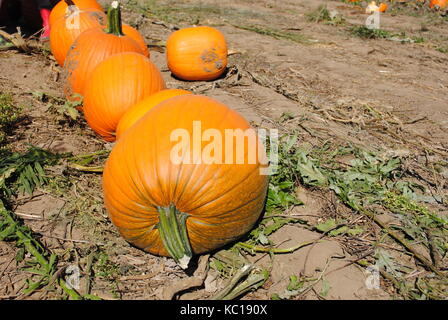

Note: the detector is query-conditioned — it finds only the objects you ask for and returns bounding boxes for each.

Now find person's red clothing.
[0,0,52,40]
[39,7,51,40]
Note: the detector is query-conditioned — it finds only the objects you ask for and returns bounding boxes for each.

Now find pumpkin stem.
[157,205,192,269]
[106,1,124,36]
[65,1,78,16]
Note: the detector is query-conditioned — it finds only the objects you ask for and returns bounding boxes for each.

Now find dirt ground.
[0,0,447,300]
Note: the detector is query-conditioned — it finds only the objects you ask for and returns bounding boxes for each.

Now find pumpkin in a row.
[83,52,165,142]
[103,94,269,268]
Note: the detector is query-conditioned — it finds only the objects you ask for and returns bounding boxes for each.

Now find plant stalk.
[69,163,104,173]
[237,239,317,254]
[106,1,124,36]
[157,205,192,269]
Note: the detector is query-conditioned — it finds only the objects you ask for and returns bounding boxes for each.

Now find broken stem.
[236,239,317,254]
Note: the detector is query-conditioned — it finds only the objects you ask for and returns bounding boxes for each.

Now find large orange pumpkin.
[50,7,105,66]
[50,0,103,26]
[103,95,269,268]
[83,52,166,142]
[116,89,191,139]
[166,26,228,81]
[64,1,146,100]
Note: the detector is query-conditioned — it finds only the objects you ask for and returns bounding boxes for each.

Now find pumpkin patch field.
[0,0,447,301]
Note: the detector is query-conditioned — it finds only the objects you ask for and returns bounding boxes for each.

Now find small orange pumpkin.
[50,0,103,26]
[103,94,268,268]
[378,3,388,12]
[50,7,105,66]
[64,1,146,100]
[166,26,228,81]
[429,0,448,9]
[83,52,166,142]
[116,89,192,139]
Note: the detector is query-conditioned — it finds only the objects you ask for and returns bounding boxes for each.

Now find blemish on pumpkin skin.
[201,50,219,63]
[201,49,224,73]
[215,60,223,70]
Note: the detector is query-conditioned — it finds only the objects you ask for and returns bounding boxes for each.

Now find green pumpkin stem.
[157,205,192,269]
[106,1,124,36]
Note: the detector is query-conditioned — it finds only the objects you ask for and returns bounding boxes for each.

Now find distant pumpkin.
[166,26,228,81]
[378,3,388,12]
[429,0,448,9]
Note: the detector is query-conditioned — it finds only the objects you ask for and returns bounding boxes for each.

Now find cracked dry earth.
[0,0,447,300]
